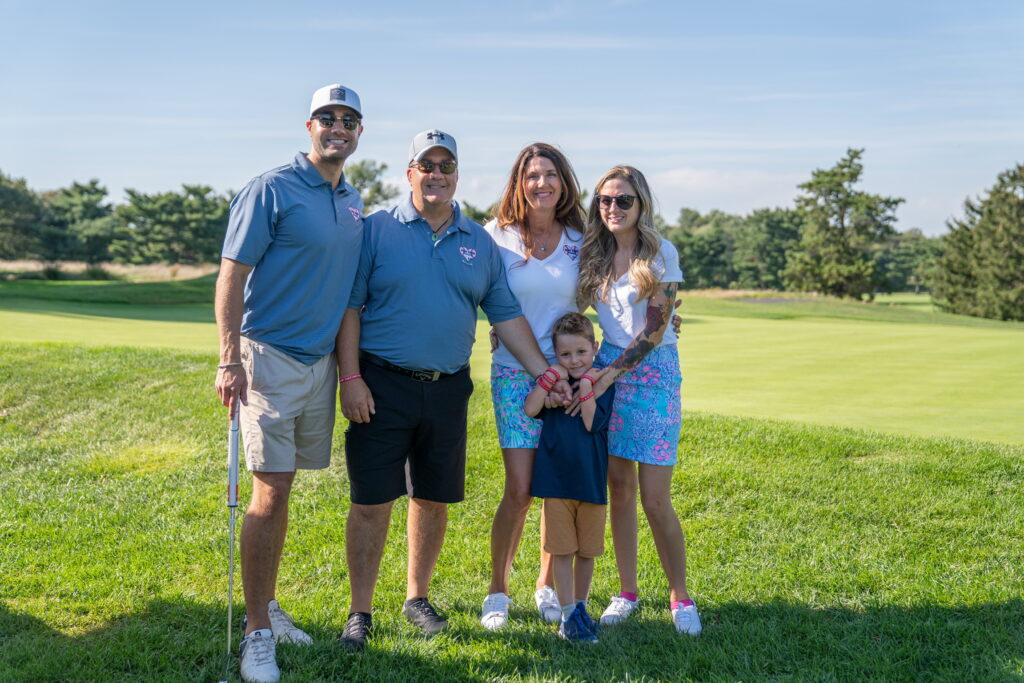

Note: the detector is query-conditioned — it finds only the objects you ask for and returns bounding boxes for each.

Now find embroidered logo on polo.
[459,246,477,263]
[330,87,346,101]
[562,244,579,261]
[348,207,363,222]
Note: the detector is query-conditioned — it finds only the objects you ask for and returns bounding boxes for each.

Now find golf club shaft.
[227,408,240,656]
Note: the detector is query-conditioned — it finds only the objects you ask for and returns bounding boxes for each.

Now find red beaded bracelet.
[339,373,362,384]
[580,374,596,385]
[537,375,554,392]
[578,391,595,402]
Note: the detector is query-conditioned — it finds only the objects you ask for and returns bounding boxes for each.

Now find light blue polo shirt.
[348,195,522,373]
[222,152,364,365]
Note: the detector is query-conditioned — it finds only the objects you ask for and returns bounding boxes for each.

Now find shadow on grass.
[2,598,1022,681]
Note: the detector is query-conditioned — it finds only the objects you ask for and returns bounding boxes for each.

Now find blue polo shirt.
[531,385,616,505]
[222,152,364,365]
[348,195,522,373]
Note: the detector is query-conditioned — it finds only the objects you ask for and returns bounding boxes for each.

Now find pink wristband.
[339,373,362,384]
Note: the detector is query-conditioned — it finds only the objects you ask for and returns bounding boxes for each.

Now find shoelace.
[245,636,275,665]
[411,599,440,618]
[483,595,510,612]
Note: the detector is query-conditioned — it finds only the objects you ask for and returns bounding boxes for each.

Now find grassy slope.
[0,342,1021,681]
[3,279,1021,444]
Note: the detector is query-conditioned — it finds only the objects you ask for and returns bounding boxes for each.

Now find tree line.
[2,151,1021,320]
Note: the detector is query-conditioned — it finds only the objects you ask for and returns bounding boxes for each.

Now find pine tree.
[933,164,1024,320]
[783,149,903,300]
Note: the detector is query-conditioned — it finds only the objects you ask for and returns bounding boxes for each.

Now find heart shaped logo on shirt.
[563,244,579,261]
[348,207,363,222]
[459,246,477,262]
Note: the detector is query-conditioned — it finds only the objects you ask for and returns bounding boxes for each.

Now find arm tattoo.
[642,303,665,337]
[610,282,679,374]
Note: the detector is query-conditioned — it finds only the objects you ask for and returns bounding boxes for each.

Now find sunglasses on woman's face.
[596,194,637,210]
[409,159,458,175]
[312,113,361,131]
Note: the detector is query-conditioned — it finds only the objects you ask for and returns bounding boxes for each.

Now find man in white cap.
[215,82,365,683]
[334,129,551,650]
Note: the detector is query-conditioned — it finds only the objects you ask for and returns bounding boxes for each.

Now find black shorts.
[345,359,474,505]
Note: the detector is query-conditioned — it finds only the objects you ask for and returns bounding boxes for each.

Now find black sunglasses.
[312,113,361,131]
[409,159,458,175]
[596,194,637,210]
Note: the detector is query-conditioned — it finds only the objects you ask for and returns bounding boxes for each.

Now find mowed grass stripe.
[0,343,1021,680]
[682,313,1024,444]
[3,282,1021,444]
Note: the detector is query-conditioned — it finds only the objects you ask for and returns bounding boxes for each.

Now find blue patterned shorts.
[594,342,682,466]
[490,363,543,449]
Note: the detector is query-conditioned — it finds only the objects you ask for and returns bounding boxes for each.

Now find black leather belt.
[360,352,463,383]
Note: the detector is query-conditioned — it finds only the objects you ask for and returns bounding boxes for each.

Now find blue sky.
[2,0,1021,235]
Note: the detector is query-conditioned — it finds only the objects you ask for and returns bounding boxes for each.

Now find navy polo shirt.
[348,195,522,373]
[222,152,364,365]
[530,386,616,505]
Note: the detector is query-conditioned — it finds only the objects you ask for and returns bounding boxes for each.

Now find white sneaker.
[672,603,702,635]
[480,592,513,631]
[268,599,313,645]
[600,596,638,625]
[534,586,562,623]
[239,629,280,683]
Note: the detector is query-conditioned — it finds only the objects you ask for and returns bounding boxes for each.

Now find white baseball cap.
[309,83,362,118]
[408,129,458,163]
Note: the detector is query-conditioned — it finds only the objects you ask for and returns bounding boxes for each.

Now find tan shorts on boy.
[239,336,337,472]
[541,498,607,558]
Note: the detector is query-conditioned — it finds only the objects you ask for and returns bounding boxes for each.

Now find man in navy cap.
[215,82,365,683]
[334,129,554,651]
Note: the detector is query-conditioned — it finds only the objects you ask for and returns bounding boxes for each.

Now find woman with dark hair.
[480,143,587,630]
[577,165,702,636]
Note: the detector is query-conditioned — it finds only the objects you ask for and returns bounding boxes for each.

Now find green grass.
[1,342,1022,681]
[3,280,1021,444]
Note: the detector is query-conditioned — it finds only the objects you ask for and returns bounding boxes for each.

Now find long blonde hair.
[576,165,663,306]
[494,143,585,264]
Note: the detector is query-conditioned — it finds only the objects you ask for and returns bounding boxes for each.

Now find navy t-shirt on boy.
[530,386,616,505]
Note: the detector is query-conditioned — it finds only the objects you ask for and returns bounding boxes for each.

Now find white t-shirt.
[593,238,683,348]
[484,219,583,369]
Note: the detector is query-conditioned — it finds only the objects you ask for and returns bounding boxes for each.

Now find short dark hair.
[551,312,596,347]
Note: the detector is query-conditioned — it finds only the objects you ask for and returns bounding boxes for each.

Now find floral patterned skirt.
[594,342,682,466]
[490,363,543,449]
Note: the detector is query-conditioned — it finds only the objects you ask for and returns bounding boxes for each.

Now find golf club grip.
[227,410,239,508]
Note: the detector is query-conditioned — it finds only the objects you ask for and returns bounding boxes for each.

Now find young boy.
[525,312,615,643]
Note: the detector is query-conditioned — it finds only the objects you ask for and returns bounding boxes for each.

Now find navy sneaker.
[577,606,602,635]
[558,604,599,644]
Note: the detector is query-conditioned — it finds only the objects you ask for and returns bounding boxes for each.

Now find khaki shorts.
[240,337,337,472]
[541,498,607,558]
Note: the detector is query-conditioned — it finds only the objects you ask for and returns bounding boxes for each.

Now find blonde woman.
[577,165,701,635]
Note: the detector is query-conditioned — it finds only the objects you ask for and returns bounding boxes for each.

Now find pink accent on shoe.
[671,599,695,610]
[620,591,638,602]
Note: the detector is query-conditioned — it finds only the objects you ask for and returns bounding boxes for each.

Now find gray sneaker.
[402,597,448,635]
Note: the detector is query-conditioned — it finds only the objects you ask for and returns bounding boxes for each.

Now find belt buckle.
[411,369,440,382]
